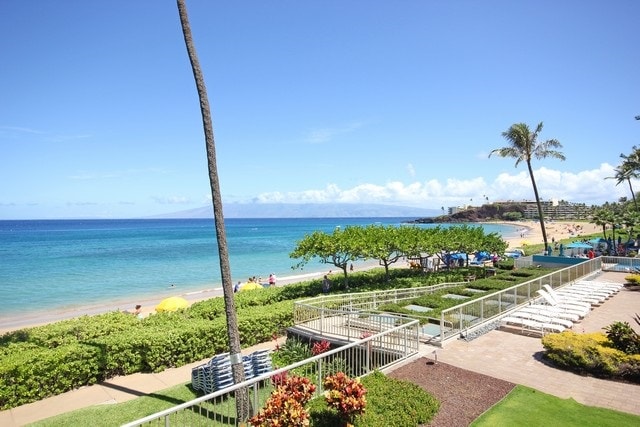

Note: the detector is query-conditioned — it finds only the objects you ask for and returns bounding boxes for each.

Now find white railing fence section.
[123,322,419,427]
[439,258,602,342]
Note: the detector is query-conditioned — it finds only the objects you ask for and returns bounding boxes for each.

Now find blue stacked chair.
[191,364,204,392]
[251,349,273,376]
[210,353,233,391]
[191,350,273,394]
[243,355,255,380]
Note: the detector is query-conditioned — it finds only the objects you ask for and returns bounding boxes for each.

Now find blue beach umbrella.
[565,242,593,249]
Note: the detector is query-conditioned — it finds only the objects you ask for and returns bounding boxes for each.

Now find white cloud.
[254,163,631,208]
[407,163,416,177]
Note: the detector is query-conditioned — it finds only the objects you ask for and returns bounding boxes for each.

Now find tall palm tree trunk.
[527,161,548,250]
[176,0,249,421]
[627,178,639,211]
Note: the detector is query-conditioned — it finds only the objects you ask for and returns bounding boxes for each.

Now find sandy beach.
[498,220,601,250]
[0,220,602,335]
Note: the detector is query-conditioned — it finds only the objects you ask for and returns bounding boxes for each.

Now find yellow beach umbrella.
[156,296,189,312]
[239,282,263,292]
[521,240,531,246]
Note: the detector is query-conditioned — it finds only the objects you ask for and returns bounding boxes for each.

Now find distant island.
[151,203,442,219]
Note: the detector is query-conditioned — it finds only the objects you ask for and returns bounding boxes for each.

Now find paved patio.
[412,271,640,416]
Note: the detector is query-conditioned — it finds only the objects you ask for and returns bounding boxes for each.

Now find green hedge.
[0,343,102,409]
[0,296,294,410]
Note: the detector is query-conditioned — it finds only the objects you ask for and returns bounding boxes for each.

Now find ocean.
[0,218,519,326]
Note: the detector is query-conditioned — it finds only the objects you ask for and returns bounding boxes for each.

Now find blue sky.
[1,1,639,219]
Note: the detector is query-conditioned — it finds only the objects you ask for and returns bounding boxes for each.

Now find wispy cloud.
[0,126,91,143]
[304,121,364,144]
[0,126,45,135]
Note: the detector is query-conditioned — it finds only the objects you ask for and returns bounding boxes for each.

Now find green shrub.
[542,331,640,382]
[624,274,640,285]
[604,321,640,355]
[0,344,101,410]
[308,371,439,426]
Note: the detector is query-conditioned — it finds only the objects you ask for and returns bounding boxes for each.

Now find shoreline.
[0,220,601,335]
[0,260,381,335]
[490,220,601,250]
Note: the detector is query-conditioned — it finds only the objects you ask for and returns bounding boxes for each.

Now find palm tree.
[609,146,640,212]
[590,207,610,239]
[176,0,249,420]
[489,122,565,251]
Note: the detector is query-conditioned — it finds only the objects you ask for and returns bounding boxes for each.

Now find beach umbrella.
[156,296,189,312]
[565,242,592,249]
[239,282,263,292]
[521,240,531,246]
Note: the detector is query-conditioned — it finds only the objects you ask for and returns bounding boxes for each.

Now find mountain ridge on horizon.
[150,203,441,219]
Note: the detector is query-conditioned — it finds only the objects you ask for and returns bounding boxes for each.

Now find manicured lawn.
[472,385,640,427]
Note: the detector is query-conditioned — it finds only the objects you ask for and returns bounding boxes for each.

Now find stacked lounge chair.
[191,350,273,395]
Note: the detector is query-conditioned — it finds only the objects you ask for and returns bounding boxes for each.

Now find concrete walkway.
[1,272,639,425]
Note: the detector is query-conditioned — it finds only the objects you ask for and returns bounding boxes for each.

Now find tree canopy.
[290,224,508,286]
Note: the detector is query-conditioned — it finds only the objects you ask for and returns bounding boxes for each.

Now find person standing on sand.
[268,273,277,287]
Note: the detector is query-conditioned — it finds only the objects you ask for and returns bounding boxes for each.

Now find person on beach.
[133,304,143,318]
[268,273,276,287]
[234,281,241,293]
[322,275,332,293]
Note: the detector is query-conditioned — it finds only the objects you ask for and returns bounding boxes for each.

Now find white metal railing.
[123,322,419,427]
[600,255,640,273]
[438,258,602,343]
[294,282,459,320]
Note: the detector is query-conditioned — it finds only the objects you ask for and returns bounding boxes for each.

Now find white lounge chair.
[555,287,608,303]
[508,310,573,329]
[519,305,581,322]
[536,289,591,317]
[501,315,566,335]
[542,285,602,306]
[576,279,623,291]
[573,281,621,294]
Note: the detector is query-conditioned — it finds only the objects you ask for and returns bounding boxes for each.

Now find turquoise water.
[0,218,519,322]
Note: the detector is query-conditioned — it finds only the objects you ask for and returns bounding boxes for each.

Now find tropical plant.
[607,147,640,212]
[176,0,249,420]
[489,122,565,251]
[249,375,316,427]
[323,372,367,426]
[604,321,640,355]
